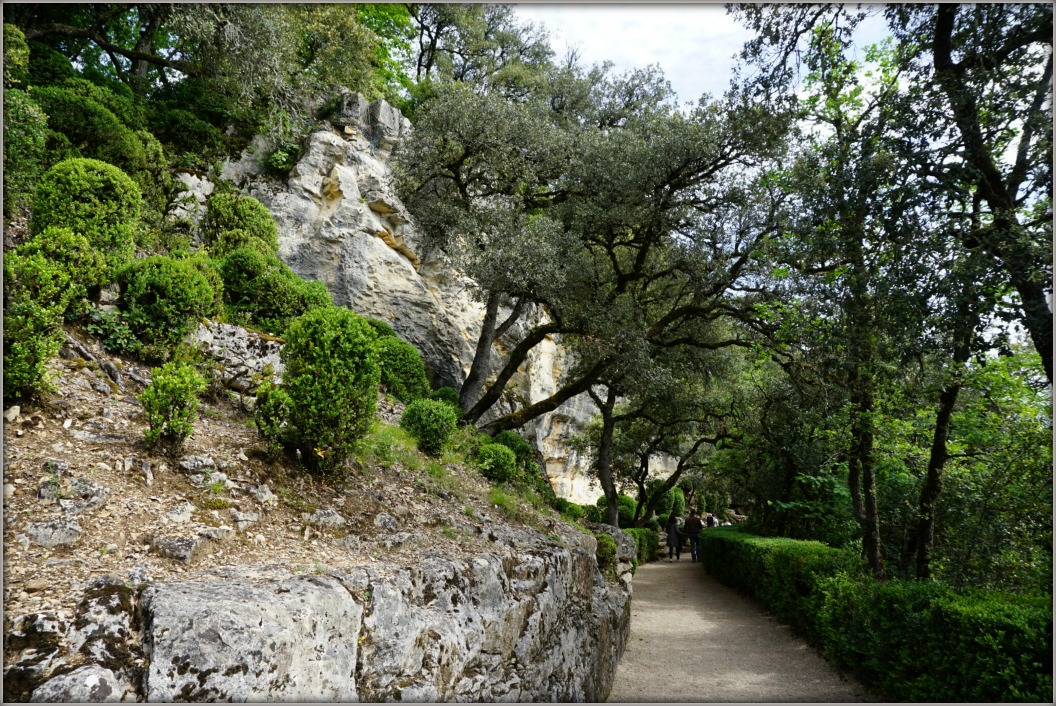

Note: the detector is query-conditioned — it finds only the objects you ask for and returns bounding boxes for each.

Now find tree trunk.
[590,387,621,527]
[459,292,501,415]
[914,382,960,579]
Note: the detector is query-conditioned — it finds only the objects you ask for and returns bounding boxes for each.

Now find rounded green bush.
[170,250,224,318]
[428,386,460,407]
[26,40,75,86]
[551,497,585,521]
[219,247,330,333]
[492,430,535,473]
[140,359,206,453]
[476,443,518,483]
[3,89,48,220]
[117,255,217,360]
[365,317,398,339]
[582,504,604,524]
[2,246,79,403]
[4,24,30,88]
[31,158,141,278]
[400,398,459,456]
[149,107,224,156]
[31,86,150,177]
[376,336,430,402]
[17,226,106,310]
[281,307,380,471]
[252,379,292,458]
[596,493,638,526]
[595,533,618,578]
[670,487,686,518]
[58,77,146,130]
[201,193,279,257]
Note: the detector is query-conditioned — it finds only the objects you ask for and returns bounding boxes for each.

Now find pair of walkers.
[666,509,705,562]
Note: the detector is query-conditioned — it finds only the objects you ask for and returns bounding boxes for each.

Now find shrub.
[17,227,106,312]
[429,386,460,407]
[31,158,141,279]
[117,256,217,360]
[670,486,686,517]
[1,228,102,401]
[401,398,459,456]
[252,379,292,459]
[625,527,661,563]
[376,336,430,402]
[149,107,224,156]
[551,497,584,521]
[140,359,206,453]
[26,40,75,86]
[31,86,151,180]
[493,430,535,473]
[594,533,617,579]
[83,308,141,357]
[281,307,380,471]
[476,443,518,483]
[596,493,638,527]
[4,24,30,88]
[699,527,1053,702]
[201,193,279,257]
[365,317,398,339]
[57,77,146,130]
[170,250,225,317]
[582,504,604,524]
[3,89,48,220]
[219,247,330,333]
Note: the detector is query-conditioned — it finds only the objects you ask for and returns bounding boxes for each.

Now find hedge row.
[624,528,660,563]
[699,528,1053,702]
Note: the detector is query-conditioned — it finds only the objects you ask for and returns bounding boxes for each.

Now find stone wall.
[16,525,631,702]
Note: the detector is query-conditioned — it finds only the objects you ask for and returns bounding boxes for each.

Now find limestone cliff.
[217,90,603,503]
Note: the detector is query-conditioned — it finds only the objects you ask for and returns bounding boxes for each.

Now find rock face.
[23,525,630,702]
[218,89,603,503]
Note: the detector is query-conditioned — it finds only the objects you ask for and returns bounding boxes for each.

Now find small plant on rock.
[595,533,618,579]
[400,398,459,456]
[140,359,206,454]
[201,193,279,257]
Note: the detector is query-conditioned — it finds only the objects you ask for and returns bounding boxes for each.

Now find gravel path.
[607,559,877,703]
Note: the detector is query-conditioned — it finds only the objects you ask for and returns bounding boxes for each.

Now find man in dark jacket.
[684,509,704,562]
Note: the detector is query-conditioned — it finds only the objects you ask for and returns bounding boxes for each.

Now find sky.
[512,3,891,107]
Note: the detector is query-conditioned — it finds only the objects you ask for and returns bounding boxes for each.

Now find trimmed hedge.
[624,527,660,563]
[476,443,518,484]
[376,336,430,402]
[700,528,1053,702]
[400,398,458,456]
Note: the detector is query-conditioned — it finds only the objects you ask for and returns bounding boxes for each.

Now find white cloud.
[514,4,752,105]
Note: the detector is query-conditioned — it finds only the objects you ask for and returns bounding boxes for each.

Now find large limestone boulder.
[219,91,602,500]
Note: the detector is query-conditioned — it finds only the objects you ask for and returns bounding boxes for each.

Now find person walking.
[666,514,682,562]
[684,509,704,562]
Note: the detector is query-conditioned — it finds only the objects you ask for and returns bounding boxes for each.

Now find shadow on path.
[607,559,878,703]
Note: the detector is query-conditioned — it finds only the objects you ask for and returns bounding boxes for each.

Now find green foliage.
[401,398,459,456]
[252,379,292,460]
[351,422,422,472]
[376,336,430,402]
[581,504,604,524]
[365,317,398,339]
[700,527,1052,701]
[170,250,225,318]
[26,40,76,87]
[4,24,30,87]
[280,307,381,471]
[492,429,535,475]
[487,485,521,521]
[594,533,618,579]
[218,247,331,334]
[140,359,207,453]
[476,443,517,484]
[550,497,584,521]
[30,158,141,279]
[30,85,166,203]
[83,308,141,358]
[56,77,146,129]
[596,493,638,528]
[3,227,108,402]
[117,256,218,360]
[16,227,106,310]
[669,487,686,518]
[428,386,460,407]
[148,107,225,158]
[624,527,661,563]
[3,89,48,220]
[818,575,1052,702]
[201,193,279,257]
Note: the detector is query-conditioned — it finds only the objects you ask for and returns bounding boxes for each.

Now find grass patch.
[488,486,521,522]
[352,421,422,471]
[276,485,318,514]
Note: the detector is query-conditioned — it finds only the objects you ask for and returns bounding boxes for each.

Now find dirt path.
[607,559,877,703]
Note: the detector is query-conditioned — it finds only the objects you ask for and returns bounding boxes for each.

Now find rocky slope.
[213,90,604,504]
[2,326,633,702]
